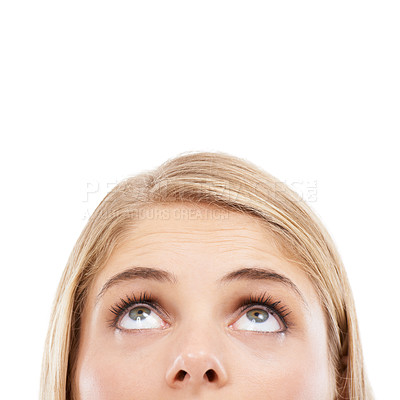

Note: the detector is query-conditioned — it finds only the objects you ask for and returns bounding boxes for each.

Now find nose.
[165,351,228,390]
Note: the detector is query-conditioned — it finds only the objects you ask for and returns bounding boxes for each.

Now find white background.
[1,1,399,399]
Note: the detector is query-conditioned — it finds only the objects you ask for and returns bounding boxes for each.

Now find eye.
[230,307,284,333]
[108,292,169,331]
[109,291,290,333]
[119,305,166,330]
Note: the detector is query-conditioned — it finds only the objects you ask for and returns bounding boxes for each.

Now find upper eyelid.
[110,295,168,321]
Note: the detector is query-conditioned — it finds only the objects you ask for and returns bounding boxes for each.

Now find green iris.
[129,306,151,321]
[247,309,269,323]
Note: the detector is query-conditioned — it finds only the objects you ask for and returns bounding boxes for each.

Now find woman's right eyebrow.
[96,266,177,304]
[95,265,309,310]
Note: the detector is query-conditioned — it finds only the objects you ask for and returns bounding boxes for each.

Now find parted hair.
[40,150,373,400]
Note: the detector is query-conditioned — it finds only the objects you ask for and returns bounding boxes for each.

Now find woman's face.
[74,203,335,399]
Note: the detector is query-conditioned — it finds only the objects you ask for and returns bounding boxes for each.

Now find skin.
[74,203,336,399]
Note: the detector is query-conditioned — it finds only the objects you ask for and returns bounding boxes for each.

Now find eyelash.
[107,290,292,331]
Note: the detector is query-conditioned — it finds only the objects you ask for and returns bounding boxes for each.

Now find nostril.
[175,369,217,383]
[205,369,217,381]
[176,370,187,381]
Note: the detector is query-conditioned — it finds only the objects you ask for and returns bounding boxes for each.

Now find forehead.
[109,203,288,270]
[91,203,317,300]
[122,203,278,248]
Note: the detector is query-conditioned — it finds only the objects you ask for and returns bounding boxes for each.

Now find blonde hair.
[40,150,373,399]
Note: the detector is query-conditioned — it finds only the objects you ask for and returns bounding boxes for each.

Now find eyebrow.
[95,265,309,309]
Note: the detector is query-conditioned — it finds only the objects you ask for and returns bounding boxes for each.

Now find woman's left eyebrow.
[95,265,309,311]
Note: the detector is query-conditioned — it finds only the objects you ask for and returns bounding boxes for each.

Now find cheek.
[75,346,162,400]
[271,349,332,400]
[273,338,333,400]
[76,353,126,400]
[238,335,333,400]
